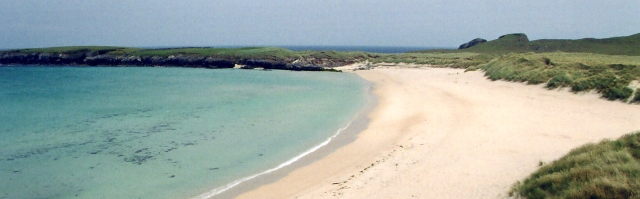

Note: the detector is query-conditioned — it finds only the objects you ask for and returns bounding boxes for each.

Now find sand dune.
[235,66,640,198]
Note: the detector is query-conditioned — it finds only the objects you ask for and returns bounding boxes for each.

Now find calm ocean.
[0,66,369,199]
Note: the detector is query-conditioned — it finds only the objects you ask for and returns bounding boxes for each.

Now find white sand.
[235,66,640,198]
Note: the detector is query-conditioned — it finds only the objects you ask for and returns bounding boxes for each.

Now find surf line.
[194,121,355,199]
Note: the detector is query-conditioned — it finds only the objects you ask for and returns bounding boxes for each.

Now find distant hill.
[0,46,373,71]
[461,33,640,56]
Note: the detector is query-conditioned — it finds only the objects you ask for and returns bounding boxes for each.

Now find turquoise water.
[0,66,369,199]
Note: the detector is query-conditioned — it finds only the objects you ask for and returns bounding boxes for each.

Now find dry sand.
[235,66,640,198]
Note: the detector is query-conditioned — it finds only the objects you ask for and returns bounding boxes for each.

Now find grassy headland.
[0,46,375,70]
[510,132,640,199]
[1,46,371,62]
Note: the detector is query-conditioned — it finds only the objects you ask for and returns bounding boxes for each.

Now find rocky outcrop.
[0,52,354,71]
[458,38,487,49]
[0,52,86,65]
[498,33,529,42]
[238,58,355,71]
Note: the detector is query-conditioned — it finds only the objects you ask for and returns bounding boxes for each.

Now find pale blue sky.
[1,0,639,49]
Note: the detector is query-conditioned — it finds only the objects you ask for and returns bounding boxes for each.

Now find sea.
[0,66,370,199]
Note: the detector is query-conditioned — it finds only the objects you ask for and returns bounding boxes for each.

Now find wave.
[193,121,354,199]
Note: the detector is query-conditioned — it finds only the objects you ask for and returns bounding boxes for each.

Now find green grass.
[463,33,640,56]
[473,52,640,101]
[510,132,640,199]
[128,47,298,59]
[366,52,491,68]
[108,47,375,63]
[1,46,377,64]
[461,33,531,54]
[8,46,136,54]
[632,89,640,104]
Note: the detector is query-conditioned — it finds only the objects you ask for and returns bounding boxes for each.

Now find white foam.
[193,121,353,199]
[194,122,351,199]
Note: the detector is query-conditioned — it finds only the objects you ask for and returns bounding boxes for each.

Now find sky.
[1,0,639,49]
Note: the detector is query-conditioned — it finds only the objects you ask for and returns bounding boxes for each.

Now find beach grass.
[633,89,640,104]
[509,132,640,199]
[467,52,640,101]
[367,52,491,68]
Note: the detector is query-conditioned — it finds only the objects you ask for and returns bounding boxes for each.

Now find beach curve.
[234,66,640,198]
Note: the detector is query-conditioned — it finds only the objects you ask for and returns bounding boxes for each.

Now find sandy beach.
[234,66,640,198]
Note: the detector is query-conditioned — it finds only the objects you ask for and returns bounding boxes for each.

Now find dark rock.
[120,56,142,65]
[458,38,488,49]
[498,33,529,42]
[147,56,166,65]
[499,33,528,39]
[84,54,120,66]
[242,59,288,69]
[203,57,235,68]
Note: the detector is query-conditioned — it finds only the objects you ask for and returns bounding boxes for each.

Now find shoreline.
[232,65,640,198]
[194,73,378,199]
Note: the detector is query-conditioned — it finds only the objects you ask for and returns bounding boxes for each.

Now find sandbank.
[232,65,640,198]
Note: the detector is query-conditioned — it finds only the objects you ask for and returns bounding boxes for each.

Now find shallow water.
[0,66,368,199]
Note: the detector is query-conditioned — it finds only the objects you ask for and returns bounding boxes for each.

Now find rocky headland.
[0,48,357,71]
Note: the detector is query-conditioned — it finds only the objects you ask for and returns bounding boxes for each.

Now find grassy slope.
[461,33,532,54]
[466,52,640,101]
[510,132,640,199]
[368,52,490,68]
[462,33,640,56]
[531,33,640,56]
[15,46,135,53]
[125,47,298,59]
[461,33,640,102]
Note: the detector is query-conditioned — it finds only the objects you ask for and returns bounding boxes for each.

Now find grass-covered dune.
[466,52,640,102]
[451,32,640,103]
[510,132,640,199]
[455,33,640,199]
